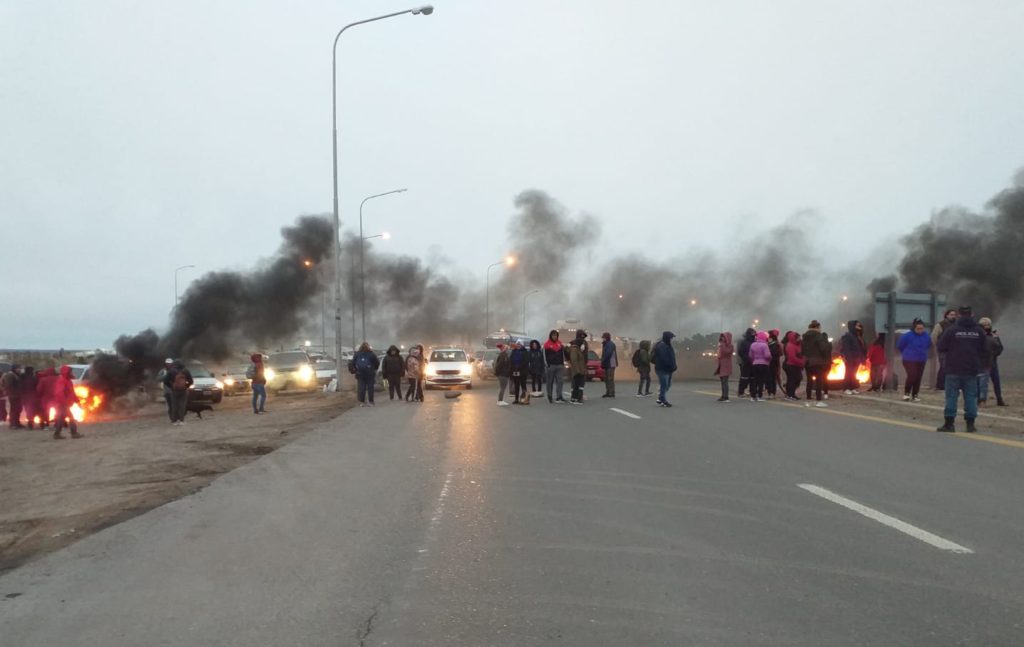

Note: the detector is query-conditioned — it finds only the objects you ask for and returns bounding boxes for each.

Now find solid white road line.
[798,483,973,554]
[610,408,642,420]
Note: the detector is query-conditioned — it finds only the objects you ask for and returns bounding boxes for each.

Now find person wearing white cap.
[162,358,175,420]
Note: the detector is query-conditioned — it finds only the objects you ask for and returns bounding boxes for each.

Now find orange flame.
[826,357,871,384]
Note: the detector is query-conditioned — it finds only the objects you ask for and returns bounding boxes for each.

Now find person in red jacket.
[867,333,887,392]
[35,367,58,429]
[783,331,806,401]
[52,365,82,439]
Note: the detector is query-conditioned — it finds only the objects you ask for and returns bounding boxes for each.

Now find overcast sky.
[2,0,1023,349]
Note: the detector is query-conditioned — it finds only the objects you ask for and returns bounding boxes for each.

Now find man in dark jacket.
[932,308,957,389]
[936,306,986,432]
[634,339,652,397]
[1,365,24,428]
[600,332,618,398]
[652,331,677,407]
[527,340,546,397]
[382,346,405,401]
[162,361,194,426]
[839,320,867,394]
[736,329,756,398]
[19,366,41,429]
[979,317,1006,406]
[801,321,830,406]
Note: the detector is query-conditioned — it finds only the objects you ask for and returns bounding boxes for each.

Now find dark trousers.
[405,378,421,401]
[752,365,770,399]
[737,363,752,396]
[53,404,78,435]
[870,365,885,391]
[22,397,41,428]
[785,365,803,398]
[719,376,729,400]
[603,367,616,396]
[7,398,23,427]
[843,359,860,391]
[767,360,780,395]
[511,374,526,402]
[164,387,174,420]
[0,397,6,423]
[252,383,267,412]
[991,360,1004,403]
[530,372,543,392]
[638,371,651,395]
[571,374,585,402]
[805,366,824,401]
[386,376,402,400]
[903,360,925,397]
[357,373,374,403]
[169,390,188,422]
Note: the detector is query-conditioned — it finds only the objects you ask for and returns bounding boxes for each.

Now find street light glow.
[618,294,624,299]
[381,231,391,240]
[505,256,516,267]
[690,299,697,306]
[303,259,313,268]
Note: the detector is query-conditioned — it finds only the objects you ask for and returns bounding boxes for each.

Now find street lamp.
[360,189,406,343]
[351,230,393,350]
[331,6,433,390]
[522,289,540,335]
[174,265,195,306]
[485,256,515,338]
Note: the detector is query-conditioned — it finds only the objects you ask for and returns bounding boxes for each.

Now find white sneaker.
[816,402,828,408]
[903,395,911,401]
[912,397,922,402]
[805,402,811,407]
[843,389,852,395]
[824,394,830,400]
[497,401,510,407]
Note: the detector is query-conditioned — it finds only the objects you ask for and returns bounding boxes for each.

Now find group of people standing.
[0,364,82,439]
[348,343,428,407]
[491,329,680,407]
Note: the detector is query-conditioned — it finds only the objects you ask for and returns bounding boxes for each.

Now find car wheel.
[213,394,223,404]
[466,384,473,390]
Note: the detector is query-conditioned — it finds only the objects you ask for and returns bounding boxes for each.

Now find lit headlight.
[215,380,225,389]
[265,368,276,381]
[460,364,472,376]
[298,365,314,382]
[425,365,437,377]
[224,378,235,386]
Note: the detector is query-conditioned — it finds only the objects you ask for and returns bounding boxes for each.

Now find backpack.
[172,372,189,391]
[245,364,256,379]
[347,360,356,375]
[355,354,374,372]
[631,349,641,368]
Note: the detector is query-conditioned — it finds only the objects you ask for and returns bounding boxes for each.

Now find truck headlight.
[265,368,276,381]
[298,365,314,382]
[425,365,437,377]
[215,380,225,389]
[460,364,472,376]
[224,378,235,386]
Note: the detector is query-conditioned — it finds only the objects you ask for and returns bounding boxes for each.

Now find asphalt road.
[2,379,1023,646]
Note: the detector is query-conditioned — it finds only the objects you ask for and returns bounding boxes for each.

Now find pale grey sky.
[2,0,1023,348]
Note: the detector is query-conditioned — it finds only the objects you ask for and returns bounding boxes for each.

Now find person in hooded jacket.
[249,353,267,414]
[652,331,677,407]
[52,365,83,439]
[715,333,733,402]
[783,331,805,400]
[801,321,829,407]
[567,339,587,405]
[736,329,756,398]
[1,365,24,429]
[600,332,618,398]
[163,361,194,426]
[404,346,423,402]
[932,308,958,390]
[840,320,867,394]
[936,306,986,433]
[867,333,887,392]
[766,329,782,399]
[381,346,405,401]
[634,339,652,398]
[353,342,381,406]
[493,344,512,405]
[977,317,1003,407]
[19,366,41,429]
[748,331,772,402]
[35,367,57,428]
[527,340,546,397]
[509,341,529,404]
[897,319,931,401]
[543,331,567,404]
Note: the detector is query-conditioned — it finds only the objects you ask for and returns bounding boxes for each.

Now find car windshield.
[588,350,599,361]
[430,350,466,362]
[268,352,309,368]
[187,364,213,378]
[70,366,88,379]
[483,350,499,361]
[316,360,336,370]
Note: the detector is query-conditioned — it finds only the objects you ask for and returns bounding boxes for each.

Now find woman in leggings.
[897,319,931,401]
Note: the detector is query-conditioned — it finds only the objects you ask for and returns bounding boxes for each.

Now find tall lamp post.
[351,232,391,346]
[360,189,406,342]
[485,256,516,339]
[522,289,540,336]
[330,5,433,389]
[174,265,195,306]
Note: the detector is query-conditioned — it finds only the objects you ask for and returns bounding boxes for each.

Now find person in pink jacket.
[714,332,734,402]
[748,331,772,401]
[783,331,806,400]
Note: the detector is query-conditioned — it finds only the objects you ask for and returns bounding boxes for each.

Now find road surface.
[2,381,1023,645]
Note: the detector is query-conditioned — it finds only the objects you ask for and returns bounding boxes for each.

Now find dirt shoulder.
[0,390,354,574]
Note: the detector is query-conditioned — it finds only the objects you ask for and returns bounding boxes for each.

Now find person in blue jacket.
[652,331,677,408]
[897,318,932,402]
